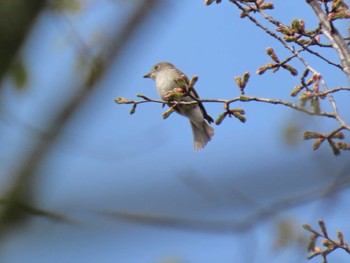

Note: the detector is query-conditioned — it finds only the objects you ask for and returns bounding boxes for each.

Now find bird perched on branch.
[144,62,214,151]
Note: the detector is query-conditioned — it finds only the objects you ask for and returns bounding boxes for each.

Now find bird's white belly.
[155,71,178,99]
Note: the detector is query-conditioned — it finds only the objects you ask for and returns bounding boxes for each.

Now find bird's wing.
[188,86,214,124]
[177,73,214,124]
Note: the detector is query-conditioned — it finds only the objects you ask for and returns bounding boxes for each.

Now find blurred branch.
[0,0,47,85]
[0,0,162,234]
[103,170,350,234]
[0,199,76,225]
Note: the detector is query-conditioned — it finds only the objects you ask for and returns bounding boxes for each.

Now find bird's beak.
[143,72,151,78]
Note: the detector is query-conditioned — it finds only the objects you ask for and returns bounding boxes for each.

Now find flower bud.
[283,35,300,42]
[266,47,279,63]
[114,97,132,104]
[290,85,304,97]
[331,132,345,139]
[276,25,293,35]
[291,19,305,34]
[311,97,321,114]
[260,2,274,10]
[303,131,324,140]
[234,76,242,89]
[215,112,228,125]
[282,64,298,76]
[298,38,312,45]
[130,103,137,114]
[312,138,324,150]
[164,88,185,100]
[162,107,175,119]
[242,71,250,85]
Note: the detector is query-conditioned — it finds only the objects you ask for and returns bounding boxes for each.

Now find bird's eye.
[154,65,159,70]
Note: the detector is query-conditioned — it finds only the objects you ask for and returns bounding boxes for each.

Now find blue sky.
[1,1,350,262]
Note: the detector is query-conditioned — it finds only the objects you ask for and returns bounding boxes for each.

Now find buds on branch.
[328,0,350,21]
[234,71,250,94]
[257,47,298,76]
[303,220,350,261]
[303,130,350,155]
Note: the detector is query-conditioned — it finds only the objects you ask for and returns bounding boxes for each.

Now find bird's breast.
[155,70,179,99]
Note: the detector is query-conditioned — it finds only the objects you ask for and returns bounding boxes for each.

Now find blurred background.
[0,0,350,262]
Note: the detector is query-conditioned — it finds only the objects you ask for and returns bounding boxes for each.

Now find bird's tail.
[190,121,214,151]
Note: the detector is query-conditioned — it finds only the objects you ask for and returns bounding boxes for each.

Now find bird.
[143,62,214,151]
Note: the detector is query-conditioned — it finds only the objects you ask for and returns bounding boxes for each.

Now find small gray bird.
[144,62,214,151]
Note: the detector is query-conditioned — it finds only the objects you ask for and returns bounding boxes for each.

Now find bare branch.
[115,94,337,119]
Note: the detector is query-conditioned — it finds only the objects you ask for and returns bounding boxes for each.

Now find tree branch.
[115,94,337,119]
[0,0,163,235]
[306,0,350,82]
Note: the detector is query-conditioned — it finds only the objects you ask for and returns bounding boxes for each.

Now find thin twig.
[249,2,343,69]
[229,1,318,75]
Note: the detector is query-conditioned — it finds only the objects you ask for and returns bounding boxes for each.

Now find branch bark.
[306,0,350,82]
